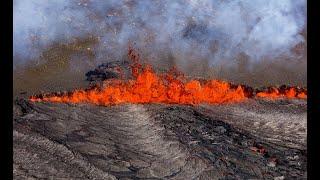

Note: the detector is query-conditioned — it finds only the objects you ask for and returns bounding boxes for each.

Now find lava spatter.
[30,47,307,106]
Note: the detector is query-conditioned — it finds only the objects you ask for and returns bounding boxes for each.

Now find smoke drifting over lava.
[14,0,306,63]
[30,47,306,106]
[13,0,307,98]
[13,2,308,178]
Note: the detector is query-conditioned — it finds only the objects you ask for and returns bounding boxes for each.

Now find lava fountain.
[30,47,307,106]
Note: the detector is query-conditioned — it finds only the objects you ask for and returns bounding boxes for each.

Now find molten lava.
[256,87,307,99]
[30,47,307,106]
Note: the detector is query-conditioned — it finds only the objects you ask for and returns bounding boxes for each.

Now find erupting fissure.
[30,47,307,106]
[256,87,307,99]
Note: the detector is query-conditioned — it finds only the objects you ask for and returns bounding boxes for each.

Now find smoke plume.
[14,0,306,63]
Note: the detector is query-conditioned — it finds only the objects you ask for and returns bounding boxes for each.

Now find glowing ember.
[30,47,307,106]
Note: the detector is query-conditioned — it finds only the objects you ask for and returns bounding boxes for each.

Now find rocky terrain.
[13,96,306,179]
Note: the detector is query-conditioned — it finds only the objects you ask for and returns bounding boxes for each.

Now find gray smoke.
[13,0,306,65]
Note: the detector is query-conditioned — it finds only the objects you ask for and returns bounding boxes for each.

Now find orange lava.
[256,87,307,99]
[30,47,307,106]
[30,66,246,105]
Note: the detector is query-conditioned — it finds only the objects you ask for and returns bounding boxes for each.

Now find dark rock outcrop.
[85,61,131,82]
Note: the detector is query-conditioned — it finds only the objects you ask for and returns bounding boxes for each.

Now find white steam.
[13,0,306,64]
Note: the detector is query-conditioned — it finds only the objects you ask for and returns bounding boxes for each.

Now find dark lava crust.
[13,98,306,179]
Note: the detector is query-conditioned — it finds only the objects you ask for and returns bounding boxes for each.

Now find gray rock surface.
[13,98,307,179]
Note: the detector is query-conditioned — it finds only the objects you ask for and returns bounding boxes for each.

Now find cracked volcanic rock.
[13,97,307,179]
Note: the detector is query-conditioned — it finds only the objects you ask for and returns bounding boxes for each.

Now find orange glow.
[297,92,307,99]
[30,67,246,105]
[256,87,307,99]
[30,47,307,106]
[256,88,280,99]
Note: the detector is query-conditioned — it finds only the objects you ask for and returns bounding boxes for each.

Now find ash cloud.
[13,0,306,66]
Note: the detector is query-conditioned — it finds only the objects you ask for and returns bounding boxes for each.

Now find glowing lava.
[256,87,307,99]
[30,47,306,106]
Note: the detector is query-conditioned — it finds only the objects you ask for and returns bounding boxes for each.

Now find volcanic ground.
[13,61,307,180]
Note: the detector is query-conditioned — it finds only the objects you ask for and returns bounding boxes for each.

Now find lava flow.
[30,47,307,106]
[256,87,307,99]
